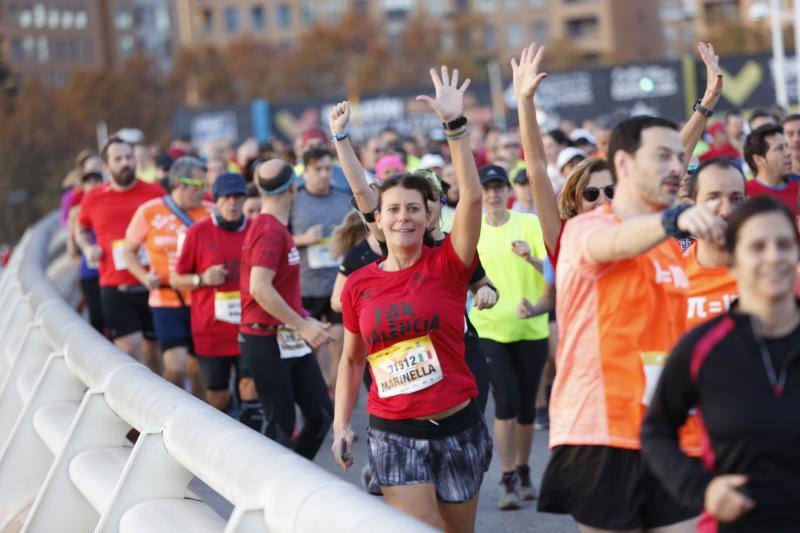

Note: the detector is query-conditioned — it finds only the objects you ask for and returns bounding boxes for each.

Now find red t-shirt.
[239,214,304,335]
[341,236,478,420]
[174,216,249,357]
[746,178,800,215]
[77,180,166,287]
[699,144,741,162]
[69,189,85,209]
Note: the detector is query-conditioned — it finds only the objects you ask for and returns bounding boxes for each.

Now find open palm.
[698,42,722,98]
[417,66,470,123]
[511,43,547,100]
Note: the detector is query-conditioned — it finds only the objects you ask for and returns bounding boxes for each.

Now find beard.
[112,167,136,187]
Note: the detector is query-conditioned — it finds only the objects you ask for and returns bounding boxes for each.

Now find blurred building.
[173,0,666,65]
[0,0,175,88]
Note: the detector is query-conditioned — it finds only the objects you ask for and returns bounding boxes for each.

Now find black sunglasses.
[582,184,615,202]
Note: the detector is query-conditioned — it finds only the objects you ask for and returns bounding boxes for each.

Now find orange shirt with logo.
[125,197,212,308]
[550,205,688,450]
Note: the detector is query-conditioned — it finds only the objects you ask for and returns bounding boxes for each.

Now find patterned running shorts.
[367,418,493,503]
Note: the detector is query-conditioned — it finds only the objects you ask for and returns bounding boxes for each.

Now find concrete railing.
[0,214,433,533]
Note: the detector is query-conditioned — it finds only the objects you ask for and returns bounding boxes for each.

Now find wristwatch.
[193,274,202,288]
[693,99,714,118]
[442,116,468,131]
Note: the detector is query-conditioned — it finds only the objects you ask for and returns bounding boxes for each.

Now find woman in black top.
[642,196,800,533]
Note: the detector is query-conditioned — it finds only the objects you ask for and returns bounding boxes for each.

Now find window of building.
[327,0,346,21]
[37,35,49,62]
[484,24,496,48]
[11,37,24,62]
[528,0,545,8]
[23,36,35,61]
[200,7,213,33]
[52,38,65,61]
[504,0,520,10]
[62,9,74,29]
[301,3,315,24]
[33,3,46,28]
[118,35,135,57]
[79,37,91,61]
[67,38,78,61]
[279,39,293,49]
[383,0,413,20]
[224,7,240,33]
[19,7,32,28]
[531,19,548,41]
[48,7,59,28]
[566,16,598,39]
[115,6,133,30]
[475,0,493,12]
[74,8,87,29]
[251,6,266,29]
[506,21,523,47]
[53,71,67,87]
[155,5,169,31]
[427,0,447,16]
[277,4,291,28]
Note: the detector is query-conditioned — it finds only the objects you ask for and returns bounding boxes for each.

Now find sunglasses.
[582,184,615,202]
[178,177,207,190]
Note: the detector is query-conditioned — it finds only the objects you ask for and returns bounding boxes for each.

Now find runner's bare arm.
[516,283,555,318]
[585,204,725,263]
[250,265,332,348]
[331,329,367,470]
[74,223,101,260]
[121,239,160,289]
[679,43,723,169]
[418,66,481,266]
[513,43,561,255]
[329,272,347,313]
[329,101,384,241]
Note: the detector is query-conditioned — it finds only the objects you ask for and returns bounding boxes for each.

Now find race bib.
[367,335,443,399]
[111,239,148,271]
[277,325,312,359]
[307,239,339,269]
[641,351,667,406]
[214,290,241,324]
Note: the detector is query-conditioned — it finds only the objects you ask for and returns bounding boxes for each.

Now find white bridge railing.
[0,214,433,533]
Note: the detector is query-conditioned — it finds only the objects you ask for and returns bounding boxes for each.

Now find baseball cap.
[375,155,405,178]
[478,164,509,186]
[420,153,446,170]
[569,128,597,145]
[212,172,248,200]
[557,147,586,171]
[512,168,528,184]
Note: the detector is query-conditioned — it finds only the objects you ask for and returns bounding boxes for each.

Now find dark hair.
[784,113,800,125]
[302,147,332,167]
[724,110,743,123]
[724,196,798,255]
[687,157,745,200]
[743,123,784,173]
[376,173,437,211]
[545,129,572,147]
[101,136,132,162]
[607,116,678,181]
[749,108,776,125]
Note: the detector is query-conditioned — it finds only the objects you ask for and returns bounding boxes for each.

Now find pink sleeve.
[565,213,616,267]
[125,204,149,246]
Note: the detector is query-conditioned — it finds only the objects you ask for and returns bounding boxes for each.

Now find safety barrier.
[0,214,433,533]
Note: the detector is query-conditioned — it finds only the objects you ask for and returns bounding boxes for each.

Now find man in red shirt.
[699,122,741,162]
[239,159,333,457]
[744,124,799,215]
[172,173,263,431]
[76,137,165,363]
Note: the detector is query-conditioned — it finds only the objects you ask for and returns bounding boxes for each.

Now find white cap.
[557,146,586,171]
[569,128,597,145]
[420,153,446,169]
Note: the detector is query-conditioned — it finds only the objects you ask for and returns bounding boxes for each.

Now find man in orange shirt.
[538,115,726,532]
[123,156,212,389]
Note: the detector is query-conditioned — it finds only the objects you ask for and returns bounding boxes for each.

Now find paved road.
[196,393,579,533]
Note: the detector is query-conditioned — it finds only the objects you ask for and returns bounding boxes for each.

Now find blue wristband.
[332,131,349,142]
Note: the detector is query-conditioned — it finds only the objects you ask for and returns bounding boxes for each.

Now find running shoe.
[497,471,520,510]
[517,464,538,501]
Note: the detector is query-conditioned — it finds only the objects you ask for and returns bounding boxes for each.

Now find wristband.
[661,204,693,239]
[442,115,468,131]
[350,196,376,223]
[332,131,349,142]
[693,99,714,118]
[193,274,202,288]
[444,128,468,141]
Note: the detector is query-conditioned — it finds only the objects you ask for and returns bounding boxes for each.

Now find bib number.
[367,335,443,399]
[307,239,339,269]
[214,290,241,324]
[111,239,148,271]
[641,351,667,406]
[277,326,311,359]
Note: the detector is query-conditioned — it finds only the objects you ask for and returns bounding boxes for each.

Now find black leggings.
[481,338,548,424]
[239,332,333,460]
[79,277,105,334]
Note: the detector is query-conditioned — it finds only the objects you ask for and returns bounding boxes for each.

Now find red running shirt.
[174,216,249,357]
[77,180,166,287]
[341,236,478,420]
[745,178,800,215]
[239,214,304,335]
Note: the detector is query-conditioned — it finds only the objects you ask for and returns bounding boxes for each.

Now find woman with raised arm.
[331,67,491,533]
[513,42,723,266]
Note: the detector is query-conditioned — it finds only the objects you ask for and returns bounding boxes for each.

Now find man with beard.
[77,137,165,363]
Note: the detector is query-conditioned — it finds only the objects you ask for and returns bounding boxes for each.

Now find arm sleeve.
[174,226,197,275]
[641,329,712,511]
[340,276,361,334]
[124,204,149,246]
[468,256,486,285]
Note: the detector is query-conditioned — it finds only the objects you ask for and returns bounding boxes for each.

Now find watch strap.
[442,116,468,131]
[693,99,714,118]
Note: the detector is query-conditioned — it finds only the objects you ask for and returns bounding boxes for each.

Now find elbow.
[330,298,341,313]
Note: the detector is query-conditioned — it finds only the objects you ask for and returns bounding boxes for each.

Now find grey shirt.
[290,186,351,298]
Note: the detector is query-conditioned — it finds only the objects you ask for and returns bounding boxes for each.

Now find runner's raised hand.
[329,101,351,136]
[698,42,722,100]
[511,43,547,100]
[416,66,470,123]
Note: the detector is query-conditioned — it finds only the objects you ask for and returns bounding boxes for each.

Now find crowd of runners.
[57,41,800,532]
